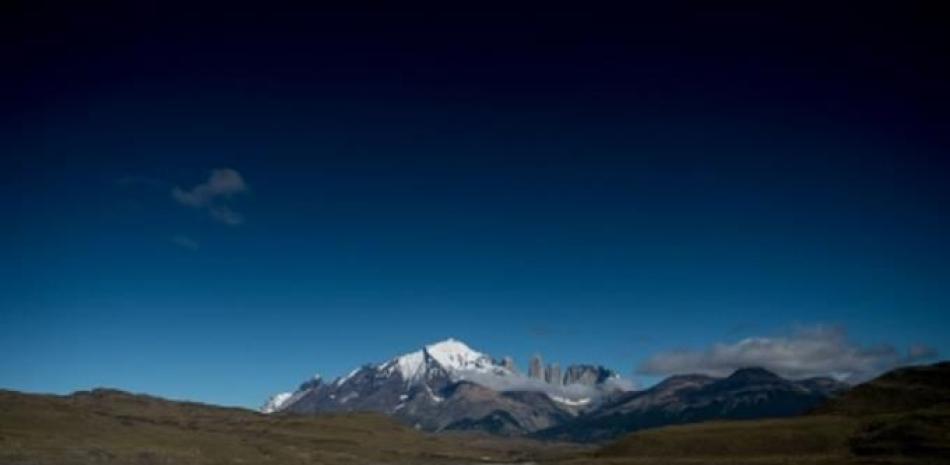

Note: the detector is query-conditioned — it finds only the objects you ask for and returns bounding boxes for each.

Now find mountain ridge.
[535,365,849,441]
[262,339,851,438]
[264,338,628,435]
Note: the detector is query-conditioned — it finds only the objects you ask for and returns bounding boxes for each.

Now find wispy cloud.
[172,168,248,225]
[207,205,244,226]
[459,369,637,399]
[637,325,938,383]
[171,234,200,251]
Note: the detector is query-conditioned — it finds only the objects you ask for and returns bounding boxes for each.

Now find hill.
[817,361,950,416]
[0,388,578,465]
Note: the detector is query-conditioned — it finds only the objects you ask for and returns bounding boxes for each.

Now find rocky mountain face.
[264,339,624,435]
[535,367,849,442]
[563,364,615,386]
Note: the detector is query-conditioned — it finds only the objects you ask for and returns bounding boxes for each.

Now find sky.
[3,4,949,408]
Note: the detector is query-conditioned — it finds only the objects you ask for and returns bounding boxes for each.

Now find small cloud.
[172,168,248,225]
[171,234,200,251]
[637,325,938,383]
[904,344,938,363]
[208,205,244,225]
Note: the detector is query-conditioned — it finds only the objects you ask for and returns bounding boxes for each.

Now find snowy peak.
[380,338,499,385]
[424,338,493,372]
[261,392,293,413]
[387,349,427,383]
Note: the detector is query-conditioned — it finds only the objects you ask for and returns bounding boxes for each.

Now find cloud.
[208,205,244,226]
[637,325,938,383]
[172,168,248,225]
[906,343,938,361]
[457,369,637,401]
[171,234,200,250]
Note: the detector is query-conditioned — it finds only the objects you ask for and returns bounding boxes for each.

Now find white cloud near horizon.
[457,369,638,400]
[172,168,248,225]
[637,325,937,383]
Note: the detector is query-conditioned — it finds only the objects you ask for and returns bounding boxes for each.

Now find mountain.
[265,338,626,435]
[264,340,858,440]
[536,367,848,442]
[563,364,615,386]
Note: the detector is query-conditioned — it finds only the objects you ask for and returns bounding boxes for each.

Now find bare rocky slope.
[536,367,848,441]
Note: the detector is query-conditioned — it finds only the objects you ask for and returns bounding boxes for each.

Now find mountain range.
[537,366,848,441]
[263,339,626,435]
[264,338,848,440]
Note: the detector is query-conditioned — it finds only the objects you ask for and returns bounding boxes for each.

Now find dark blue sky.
[3,4,949,407]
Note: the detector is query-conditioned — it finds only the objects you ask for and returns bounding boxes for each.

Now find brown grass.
[553,413,949,465]
[0,388,579,465]
[3,387,947,465]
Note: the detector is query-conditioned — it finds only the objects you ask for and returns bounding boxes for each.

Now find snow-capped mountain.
[376,338,506,385]
[261,338,627,434]
[260,392,292,414]
[260,339,850,438]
